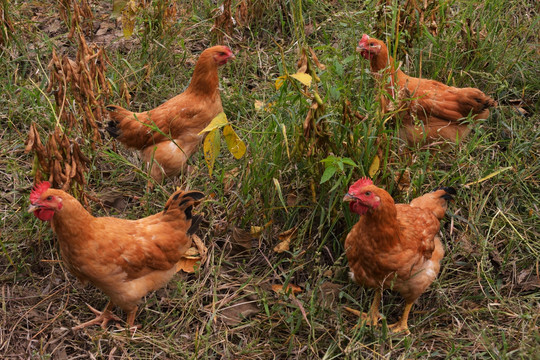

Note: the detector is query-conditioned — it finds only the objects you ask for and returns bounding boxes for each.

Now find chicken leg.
[362,290,382,326]
[388,301,413,335]
[72,301,121,330]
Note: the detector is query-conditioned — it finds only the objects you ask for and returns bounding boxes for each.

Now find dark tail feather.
[163,189,205,218]
[105,105,122,138]
[187,214,203,235]
[434,186,456,201]
[106,120,121,138]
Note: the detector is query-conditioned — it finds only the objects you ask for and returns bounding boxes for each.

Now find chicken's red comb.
[359,34,370,46]
[30,181,51,203]
[349,177,373,191]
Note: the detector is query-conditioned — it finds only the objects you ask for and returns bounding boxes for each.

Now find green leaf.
[198,112,228,135]
[320,155,339,165]
[320,166,337,184]
[223,124,246,159]
[203,128,221,177]
[290,72,312,87]
[341,157,358,167]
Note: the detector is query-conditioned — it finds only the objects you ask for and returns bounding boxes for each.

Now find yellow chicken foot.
[388,301,413,335]
[346,290,382,328]
[72,301,121,330]
[360,290,382,326]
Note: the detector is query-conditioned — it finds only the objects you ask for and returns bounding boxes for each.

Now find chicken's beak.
[343,193,357,202]
[28,204,39,213]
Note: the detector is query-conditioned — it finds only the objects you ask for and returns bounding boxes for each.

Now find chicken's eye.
[365,191,371,196]
[46,196,53,201]
[370,43,376,47]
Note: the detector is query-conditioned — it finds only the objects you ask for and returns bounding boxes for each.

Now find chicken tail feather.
[410,187,456,219]
[163,189,205,220]
[434,186,456,201]
[187,214,203,235]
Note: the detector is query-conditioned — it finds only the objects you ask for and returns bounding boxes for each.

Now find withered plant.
[57,0,94,40]
[25,123,90,202]
[46,32,110,148]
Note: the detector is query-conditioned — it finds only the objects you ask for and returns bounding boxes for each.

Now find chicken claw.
[72,302,121,330]
[387,302,413,335]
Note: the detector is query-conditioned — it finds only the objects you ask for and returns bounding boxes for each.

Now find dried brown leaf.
[271,283,302,296]
[219,301,259,326]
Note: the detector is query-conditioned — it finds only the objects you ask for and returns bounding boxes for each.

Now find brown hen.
[344,177,455,334]
[106,45,234,182]
[357,34,496,145]
[28,181,205,331]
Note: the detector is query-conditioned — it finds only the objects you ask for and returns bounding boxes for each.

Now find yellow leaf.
[290,72,312,87]
[121,0,138,38]
[223,124,246,159]
[198,112,228,135]
[464,166,513,187]
[368,155,380,177]
[250,220,273,237]
[275,75,287,90]
[112,0,128,16]
[203,128,221,177]
[281,124,290,159]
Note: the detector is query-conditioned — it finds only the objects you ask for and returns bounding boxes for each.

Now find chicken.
[343,177,455,334]
[28,181,205,331]
[106,45,235,182]
[357,34,496,145]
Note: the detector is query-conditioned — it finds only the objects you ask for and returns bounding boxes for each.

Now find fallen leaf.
[232,226,255,251]
[176,235,207,273]
[254,100,264,111]
[316,282,341,308]
[175,257,201,273]
[250,220,273,237]
[220,301,259,326]
[309,47,326,70]
[273,227,298,253]
[286,193,298,207]
[271,283,302,296]
[395,170,411,192]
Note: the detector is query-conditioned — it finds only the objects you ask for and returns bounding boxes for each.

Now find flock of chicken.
[28,35,496,335]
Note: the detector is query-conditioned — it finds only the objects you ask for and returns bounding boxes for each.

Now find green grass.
[1,0,539,358]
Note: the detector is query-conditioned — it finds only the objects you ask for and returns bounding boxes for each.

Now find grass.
[1,0,539,358]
